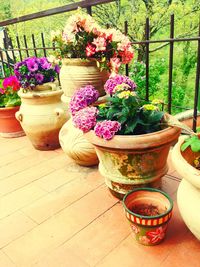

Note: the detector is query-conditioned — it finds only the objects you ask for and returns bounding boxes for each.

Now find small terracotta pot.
[123,188,173,245]
[0,106,25,138]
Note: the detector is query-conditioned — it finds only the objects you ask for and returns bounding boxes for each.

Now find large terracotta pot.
[60,58,107,99]
[123,188,173,245]
[0,106,24,138]
[172,136,200,240]
[85,124,181,199]
[16,88,68,150]
[59,119,98,166]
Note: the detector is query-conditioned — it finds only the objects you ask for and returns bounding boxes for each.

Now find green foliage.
[129,59,166,99]
[97,89,164,135]
[181,135,200,153]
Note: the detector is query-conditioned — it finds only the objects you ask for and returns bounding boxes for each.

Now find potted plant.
[0,75,24,137]
[14,56,68,150]
[172,134,200,240]
[52,9,134,102]
[123,188,173,245]
[69,74,181,198]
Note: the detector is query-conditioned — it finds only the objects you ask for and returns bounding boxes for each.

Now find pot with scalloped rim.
[123,188,173,245]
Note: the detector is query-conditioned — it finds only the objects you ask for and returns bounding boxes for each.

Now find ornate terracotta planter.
[59,119,98,166]
[123,188,173,245]
[0,106,24,138]
[16,88,68,150]
[60,58,107,100]
[85,124,181,198]
[172,136,200,240]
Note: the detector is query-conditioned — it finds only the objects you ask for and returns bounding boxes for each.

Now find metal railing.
[0,0,199,131]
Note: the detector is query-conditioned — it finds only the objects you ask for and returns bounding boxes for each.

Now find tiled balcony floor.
[0,135,199,267]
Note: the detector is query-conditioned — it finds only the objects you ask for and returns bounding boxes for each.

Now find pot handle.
[54,108,65,119]
[15,111,23,122]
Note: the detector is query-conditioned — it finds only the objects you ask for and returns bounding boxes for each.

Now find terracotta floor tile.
[30,247,90,267]
[0,251,15,267]
[0,162,56,197]
[0,211,36,248]
[3,185,117,266]
[0,184,46,219]
[64,202,129,266]
[22,171,103,223]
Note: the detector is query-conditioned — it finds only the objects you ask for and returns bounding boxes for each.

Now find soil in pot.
[130,204,167,216]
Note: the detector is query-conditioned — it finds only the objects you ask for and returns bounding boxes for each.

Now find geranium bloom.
[104,74,137,95]
[110,57,121,74]
[92,37,107,52]
[69,85,99,115]
[3,76,20,91]
[0,88,5,94]
[72,106,98,133]
[86,43,96,57]
[94,120,121,140]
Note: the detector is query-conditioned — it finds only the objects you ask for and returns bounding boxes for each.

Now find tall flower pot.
[123,188,173,245]
[0,106,25,138]
[85,124,181,199]
[172,136,200,240]
[16,88,68,150]
[60,58,108,100]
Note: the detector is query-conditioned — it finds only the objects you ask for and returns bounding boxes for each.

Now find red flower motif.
[146,224,167,244]
[131,224,140,234]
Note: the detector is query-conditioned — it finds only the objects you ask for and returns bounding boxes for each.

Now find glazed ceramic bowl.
[123,188,173,245]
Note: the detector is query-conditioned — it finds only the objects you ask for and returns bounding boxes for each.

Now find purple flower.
[104,74,136,95]
[94,120,121,140]
[55,64,60,74]
[41,62,52,70]
[26,58,38,72]
[72,106,98,132]
[35,73,44,83]
[69,85,99,115]
[37,57,47,65]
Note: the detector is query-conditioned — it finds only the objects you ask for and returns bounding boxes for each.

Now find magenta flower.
[35,73,44,83]
[2,76,20,91]
[69,85,99,115]
[41,62,52,70]
[73,106,98,132]
[86,43,96,57]
[104,74,136,95]
[26,58,38,72]
[55,64,60,74]
[94,120,121,140]
[0,88,5,94]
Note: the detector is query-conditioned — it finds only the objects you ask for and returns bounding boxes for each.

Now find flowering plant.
[69,74,165,140]
[51,9,134,71]
[0,76,21,107]
[14,56,60,90]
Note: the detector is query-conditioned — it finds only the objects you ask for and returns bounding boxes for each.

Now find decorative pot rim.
[123,187,173,220]
[0,106,20,111]
[62,58,98,66]
[18,88,63,99]
[84,115,181,150]
[172,135,200,186]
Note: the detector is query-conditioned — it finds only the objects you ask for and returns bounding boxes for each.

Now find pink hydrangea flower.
[94,120,121,140]
[73,106,98,133]
[69,85,99,116]
[104,74,136,95]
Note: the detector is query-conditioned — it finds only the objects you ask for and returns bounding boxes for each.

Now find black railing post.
[16,35,23,61]
[23,35,30,58]
[168,14,174,114]
[87,6,92,15]
[41,33,47,57]
[124,20,129,76]
[193,22,200,132]
[31,34,38,57]
[145,18,150,101]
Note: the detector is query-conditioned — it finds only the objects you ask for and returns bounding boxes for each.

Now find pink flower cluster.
[69,85,99,115]
[58,10,134,71]
[0,76,20,94]
[72,106,98,133]
[104,74,137,95]
[94,120,121,140]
